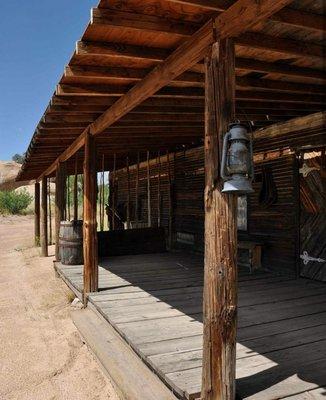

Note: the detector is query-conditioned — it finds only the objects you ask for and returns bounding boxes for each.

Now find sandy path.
[0,215,119,400]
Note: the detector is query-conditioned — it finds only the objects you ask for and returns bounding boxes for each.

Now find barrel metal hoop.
[59,243,83,248]
[59,236,83,242]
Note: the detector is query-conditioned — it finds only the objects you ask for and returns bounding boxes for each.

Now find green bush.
[0,189,33,215]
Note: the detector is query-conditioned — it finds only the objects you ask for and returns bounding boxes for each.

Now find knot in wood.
[220,305,237,326]
[205,185,215,209]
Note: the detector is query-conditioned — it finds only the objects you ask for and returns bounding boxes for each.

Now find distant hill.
[0,161,32,191]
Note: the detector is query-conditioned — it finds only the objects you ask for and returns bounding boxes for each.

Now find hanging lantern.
[220,123,254,194]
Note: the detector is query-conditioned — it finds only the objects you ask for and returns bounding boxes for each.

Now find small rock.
[70,298,83,309]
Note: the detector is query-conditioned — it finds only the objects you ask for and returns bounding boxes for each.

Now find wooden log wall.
[248,154,297,275]
[113,121,325,276]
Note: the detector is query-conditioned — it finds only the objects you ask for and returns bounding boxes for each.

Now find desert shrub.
[0,189,33,214]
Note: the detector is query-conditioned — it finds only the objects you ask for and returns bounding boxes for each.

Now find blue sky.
[0,0,95,160]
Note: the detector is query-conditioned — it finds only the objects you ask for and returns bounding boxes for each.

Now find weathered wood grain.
[202,38,237,400]
[40,176,48,256]
[83,130,98,296]
[34,182,40,246]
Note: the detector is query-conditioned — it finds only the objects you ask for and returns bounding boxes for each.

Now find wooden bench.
[238,241,263,272]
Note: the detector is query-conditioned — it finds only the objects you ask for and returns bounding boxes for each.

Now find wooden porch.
[55,253,326,400]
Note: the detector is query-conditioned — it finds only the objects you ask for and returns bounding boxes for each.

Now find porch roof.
[17,0,325,181]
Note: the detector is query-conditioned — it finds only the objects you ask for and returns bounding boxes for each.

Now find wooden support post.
[126,156,131,229]
[48,179,52,245]
[83,130,98,298]
[55,163,66,261]
[99,156,103,231]
[135,152,140,228]
[147,150,151,227]
[108,169,113,229]
[73,157,78,220]
[112,153,116,230]
[67,175,71,220]
[40,176,48,257]
[101,154,105,231]
[34,182,40,246]
[201,38,237,400]
[157,151,161,227]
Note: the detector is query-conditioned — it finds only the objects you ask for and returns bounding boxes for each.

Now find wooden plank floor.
[55,253,326,400]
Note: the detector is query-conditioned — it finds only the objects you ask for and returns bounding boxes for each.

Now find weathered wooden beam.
[83,130,98,298]
[64,65,204,86]
[40,176,48,257]
[166,1,326,32]
[52,94,323,110]
[49,100,321,112]
[56,84,204,98]
[86,9,324,57]
[236,58,325,81]
[34,182,40,246]
[236,77,325,95]
[39,109,312,127]
[54,163,66,261]
[238,31,323,59]
[65,61,326,83]
[202,38,237,400]
[56,83,325,104]
[91,8,197,36]
[272,8,326,32]
[77,36,324,72]
[254,111,326,140]
[64,66,326,94]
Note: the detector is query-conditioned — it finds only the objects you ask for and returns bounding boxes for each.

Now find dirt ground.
[0,215,119,400]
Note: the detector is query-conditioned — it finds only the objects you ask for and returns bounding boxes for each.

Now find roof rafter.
[167,0,326,32]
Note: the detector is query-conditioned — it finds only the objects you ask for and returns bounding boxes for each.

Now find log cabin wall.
[113,120,325,276]
[114,148,297,274]
[248,154,297,276]
[173,148,205,252]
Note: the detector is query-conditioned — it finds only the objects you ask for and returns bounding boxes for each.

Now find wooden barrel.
[59,220,83,265]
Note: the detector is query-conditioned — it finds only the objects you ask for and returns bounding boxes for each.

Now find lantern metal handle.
[220,131,231,180]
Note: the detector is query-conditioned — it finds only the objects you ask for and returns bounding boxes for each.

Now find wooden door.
[299,148,326,281]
